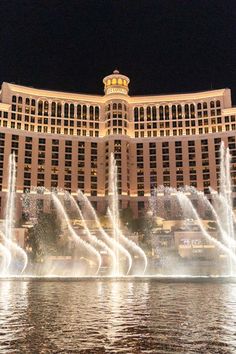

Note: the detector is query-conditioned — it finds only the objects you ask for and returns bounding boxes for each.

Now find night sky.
[0,0,236,101]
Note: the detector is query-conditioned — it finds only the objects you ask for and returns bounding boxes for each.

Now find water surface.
[0,279,236,353]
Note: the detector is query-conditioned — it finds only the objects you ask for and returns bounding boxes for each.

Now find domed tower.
[103,70,130,96]
[103,70,130,209]
[103,70,130,137]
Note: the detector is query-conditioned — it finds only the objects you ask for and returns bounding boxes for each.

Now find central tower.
[103,70,130,210]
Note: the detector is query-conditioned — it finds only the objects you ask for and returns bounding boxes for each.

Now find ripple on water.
[0,281,236,353]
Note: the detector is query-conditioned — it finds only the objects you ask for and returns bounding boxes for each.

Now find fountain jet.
[66,192,116,275]
[52,193,101,275]
[1,153,28,274]
[77,190,133,276]
[108,153,147,275]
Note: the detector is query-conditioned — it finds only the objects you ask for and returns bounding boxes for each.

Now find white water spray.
[108,153,148,275]
[66,192,116,275]
[77,190,133,276]
[52,193,101,275]
[176,192,236,265]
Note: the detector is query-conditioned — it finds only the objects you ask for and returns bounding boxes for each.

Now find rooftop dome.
[103,70,130,96]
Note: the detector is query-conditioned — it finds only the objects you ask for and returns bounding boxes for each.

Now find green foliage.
[120,207,154,252]
[207,221,218,230]
[27,212,62,262]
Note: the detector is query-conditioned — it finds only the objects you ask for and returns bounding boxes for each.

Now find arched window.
[203,102,207,109]
[197,103,202,110]
[64,103,69,118]
[147,106,151,121]
[172,105,176,119]
[152,106,157,120]
[44,101,49,116]
[140,107,144,121]
[51,102,56,117]
[70,104,74,118]
[82,105,87,119]
[25,98,30,105]
[185,104,189,118]
[210,101,215,108]
[118,103,122,110]
[159,106,164,119]
[89,106,94,120]
[107,104,111,111]
[190,104,195,118]
[38,100,43,116]
[12,95,16,103]
[95,106,99,120]
[77,105,81,119]
[57,103,62,117]
[216,100,221,107]
[177,105,182,118]
[113,103,117,110]
[134,107,138,121]
[18,96,23,104]
[165,105,169,119]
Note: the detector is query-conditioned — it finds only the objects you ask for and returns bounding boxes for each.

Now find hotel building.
[0,70,236,218]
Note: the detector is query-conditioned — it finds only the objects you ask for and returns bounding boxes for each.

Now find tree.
[27,212,62,262]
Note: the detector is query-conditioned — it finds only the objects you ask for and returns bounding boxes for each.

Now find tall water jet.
[77,190,133,276]
[109,153,120,275]
[5,153,16,243]
[52,193,101,275]
[108,153,148,275]
[2,153,28,274]
[218,142,235,273]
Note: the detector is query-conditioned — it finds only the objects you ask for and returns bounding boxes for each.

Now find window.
[38,101,43,116]
[51,102,56,117]
[140,107,144,121]
[70,104,74,118]
[89,106,94,120]
[95,106,99,120]
[159,106,164,120]
[64,103,69,118]
[82,105,87,119]
[44,101,49,116]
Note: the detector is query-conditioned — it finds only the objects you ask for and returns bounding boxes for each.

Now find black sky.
[0,0,236,101]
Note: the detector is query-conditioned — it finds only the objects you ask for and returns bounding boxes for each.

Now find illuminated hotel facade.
[0,70,236,218]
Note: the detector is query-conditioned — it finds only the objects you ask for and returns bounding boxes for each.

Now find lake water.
[1,279,236,353]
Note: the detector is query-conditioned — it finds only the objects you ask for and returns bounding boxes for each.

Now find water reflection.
[0,280,236,353]
[0,281,28,352]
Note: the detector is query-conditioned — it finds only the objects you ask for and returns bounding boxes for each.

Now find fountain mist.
[1,154,28,274]
[108,153,148,275]
[66,192,116,275]
[52,193,101,275]
[77,190,133,276]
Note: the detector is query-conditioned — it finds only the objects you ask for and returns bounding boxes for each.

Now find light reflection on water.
[0,280,236,353]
